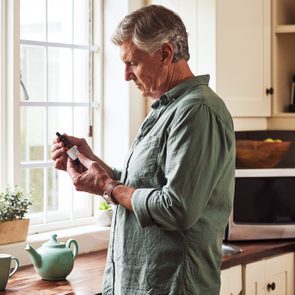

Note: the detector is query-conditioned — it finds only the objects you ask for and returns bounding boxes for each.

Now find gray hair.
[112,5,190,63]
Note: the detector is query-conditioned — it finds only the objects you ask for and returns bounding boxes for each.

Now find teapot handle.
[66,239,79,260]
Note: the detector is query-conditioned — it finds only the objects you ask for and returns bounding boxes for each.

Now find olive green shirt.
[102,75,235,295]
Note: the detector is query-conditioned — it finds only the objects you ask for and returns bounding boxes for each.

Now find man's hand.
[66,152,111,195]
[51,134,96,171]
[51,134,115,178]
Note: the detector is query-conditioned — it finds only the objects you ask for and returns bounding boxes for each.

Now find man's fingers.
[65,134,84,146]
[66,157,80,179]
[77,152,93,168]
[50,142,59,152]
[51,146,66,161]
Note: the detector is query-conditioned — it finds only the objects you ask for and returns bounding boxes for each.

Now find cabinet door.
[216,0,271,117]
[244,252,294,295]
[220,265,242,295]
[264,253,294,295]
[244,259,265,295]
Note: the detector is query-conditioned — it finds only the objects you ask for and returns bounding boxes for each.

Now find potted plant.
[0,185,32,245]
[96,201,113,227]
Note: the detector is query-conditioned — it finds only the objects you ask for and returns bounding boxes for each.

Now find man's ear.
[160,43,174,64]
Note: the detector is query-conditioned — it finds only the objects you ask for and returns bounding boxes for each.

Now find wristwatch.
[102,180,123,205]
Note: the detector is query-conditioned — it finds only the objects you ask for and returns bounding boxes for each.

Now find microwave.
[225,168,295,241]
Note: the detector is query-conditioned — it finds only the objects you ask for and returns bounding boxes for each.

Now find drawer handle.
[267,282,276,291]
[265,87,273,95]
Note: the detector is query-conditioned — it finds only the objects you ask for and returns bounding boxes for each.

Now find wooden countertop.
[222,239,295,269]
[1,250,107,295]
[2,240,295,294]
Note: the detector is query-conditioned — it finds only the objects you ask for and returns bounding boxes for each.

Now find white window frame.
[1,0,103,234]
[1,0,21,189]
[0,0,6,190]
[1,0,146,237]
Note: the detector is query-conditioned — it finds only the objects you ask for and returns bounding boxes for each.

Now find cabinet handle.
[266,87,274,95]
[267,282,276,291]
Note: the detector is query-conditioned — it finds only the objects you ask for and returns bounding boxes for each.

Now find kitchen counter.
[1,250,107,295]
[222,239,295,269]
[2,240,295,294]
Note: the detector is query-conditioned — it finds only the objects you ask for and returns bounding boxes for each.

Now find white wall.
[150,0,216,88]
[102,0,146,169]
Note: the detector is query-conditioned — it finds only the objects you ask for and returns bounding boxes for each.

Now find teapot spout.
[25,244,42,268]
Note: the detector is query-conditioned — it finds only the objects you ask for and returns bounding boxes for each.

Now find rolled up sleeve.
[131,188,158,228]
[112,168,122,181]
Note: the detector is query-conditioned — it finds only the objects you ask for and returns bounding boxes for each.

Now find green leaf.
[0,185,32,222]
[99,201,112,211]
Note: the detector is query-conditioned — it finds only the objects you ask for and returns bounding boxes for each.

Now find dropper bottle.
[56,132,80,164]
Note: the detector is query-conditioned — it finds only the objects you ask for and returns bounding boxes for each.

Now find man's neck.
[163,60,194,94]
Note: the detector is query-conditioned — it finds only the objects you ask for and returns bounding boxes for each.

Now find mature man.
[51,5,235,294]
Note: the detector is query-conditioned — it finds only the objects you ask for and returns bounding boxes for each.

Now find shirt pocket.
[128,135,160,181]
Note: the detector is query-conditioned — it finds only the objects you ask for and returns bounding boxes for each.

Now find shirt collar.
[151,75,210,109]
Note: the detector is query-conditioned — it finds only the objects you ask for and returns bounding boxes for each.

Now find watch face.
[102,193,112,205]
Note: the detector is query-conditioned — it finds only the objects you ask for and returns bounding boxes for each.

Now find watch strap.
[102,180,123,205]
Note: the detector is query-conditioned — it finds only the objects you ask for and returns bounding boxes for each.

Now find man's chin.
[138,89,151,98]
[135,86,154,99]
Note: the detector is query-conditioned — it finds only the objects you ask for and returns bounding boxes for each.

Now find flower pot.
[96,210,113,227]
[0,219,30,245]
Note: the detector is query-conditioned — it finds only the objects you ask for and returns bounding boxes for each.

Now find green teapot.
[25,234,78,281]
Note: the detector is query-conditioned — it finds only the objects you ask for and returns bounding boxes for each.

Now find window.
[1,0,101,233]
[1,0,146,235]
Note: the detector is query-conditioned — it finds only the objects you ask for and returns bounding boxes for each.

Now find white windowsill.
[0,224,110,266]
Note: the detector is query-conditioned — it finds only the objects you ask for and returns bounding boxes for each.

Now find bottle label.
[67,145,79,161]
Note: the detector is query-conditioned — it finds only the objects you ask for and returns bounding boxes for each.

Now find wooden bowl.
[236,140,291,168]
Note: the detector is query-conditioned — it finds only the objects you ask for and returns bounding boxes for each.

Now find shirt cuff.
[112,168,122,181]
[131,188,157,228]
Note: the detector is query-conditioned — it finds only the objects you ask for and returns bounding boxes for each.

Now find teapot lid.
[43,234,66,248]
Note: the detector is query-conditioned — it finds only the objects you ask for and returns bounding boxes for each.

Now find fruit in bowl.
[236,139,291,168]
[264,138,282,142]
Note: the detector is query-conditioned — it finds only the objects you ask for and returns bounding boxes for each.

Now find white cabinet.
[271,0,295,115]
[215,0,271,117]
[243,252,294,295]
[147,0,295,128]
[220,265,242,295]
[148,0,272,118]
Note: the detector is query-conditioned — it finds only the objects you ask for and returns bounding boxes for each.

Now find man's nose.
[125,66,133,81]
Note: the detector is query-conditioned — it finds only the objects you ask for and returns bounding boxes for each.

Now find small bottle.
[56,132,80,164]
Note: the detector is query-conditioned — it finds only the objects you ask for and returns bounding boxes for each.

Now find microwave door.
[226,168,295,241]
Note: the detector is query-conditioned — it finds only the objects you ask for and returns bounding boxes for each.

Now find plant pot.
[0,219,30,245]
[96,210,113,227]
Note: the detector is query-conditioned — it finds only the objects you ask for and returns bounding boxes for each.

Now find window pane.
[48,167,72,217]
[73,190,93,218]
[21,107,45,162]
[48,47,73,101]
[74,0,89,45]
[20,45,46,101]
[21,168,44,213]
[74,49,89,102]
[52,169,72,219]
[73,107,91,139]
[20,0,46,41]
[48,0,73,44]
[48,107,73,158]
[48,168,59,211]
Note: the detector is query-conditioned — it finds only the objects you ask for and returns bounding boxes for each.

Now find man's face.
[120,40,164,99]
